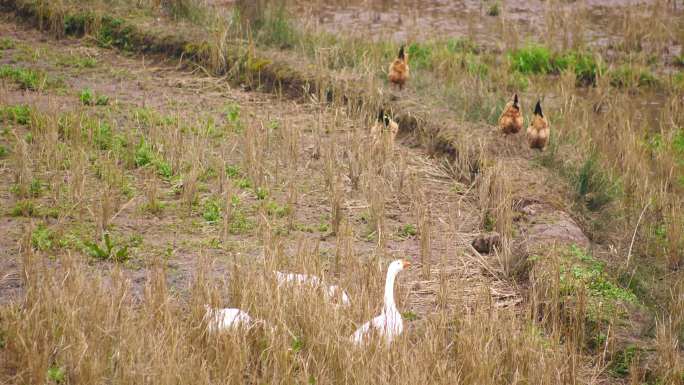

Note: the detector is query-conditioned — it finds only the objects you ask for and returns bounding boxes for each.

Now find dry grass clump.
[1,237,588,385]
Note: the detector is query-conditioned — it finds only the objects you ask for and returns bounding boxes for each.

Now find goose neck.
[383,267,399,313]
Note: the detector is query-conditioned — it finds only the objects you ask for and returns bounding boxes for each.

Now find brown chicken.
[527,100,550,151]
[498,93,523,134]
[388,46,409,91]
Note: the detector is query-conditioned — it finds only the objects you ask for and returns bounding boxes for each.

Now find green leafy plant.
[226,164,241,178]
[574,154,621,211]
[0,145,7,157]
[560,245,636,304]
[255,187,269,200]
[0,65,40,90]
[290,336,304,353]
[608,345,640,377]
[224,104,243,132]
[96,94,110,106]
[236,178,251,189]
[134,138,154,167]
[79,88,94,105]
[228,209,253,234]
[509,45,553,74]
[92,121,113,150]
[56,52,97,68]
[265,201,289,217]
[609,65,659,88]
[202,198,221,223]
[155,159,173,180]
[97,16,133,50]
[0,38,15,50]
[0,104,31,125]
[29,178,43,197]
[10,200,37,217]
[83,233,130,262]
[398,224,417,239]
[402,311,418,321]
[407,42,432,69]
[31,224,55,251]
[46,365,66,383]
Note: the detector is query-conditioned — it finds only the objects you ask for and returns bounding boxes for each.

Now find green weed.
[56,54,97,68]
[265,201,289,218]
[445,38,478,54]
[29,178,44,197]
[0,145,7,157]
[255,187,268,200]
[407,42,432,69]
[560,245,637,304]
[0,38,15,50]
[509,47,603,86]
[0,104,31,125]
[609,65,659,88]
[46,365,66,383]
[558,51,603,86]
[224,104,243,132]
[135,137,174,179]
[574,154,621,211]
[0,65,41,90]
[509,45,553,74]
[155,159,173,180]
[97,16,133,50]
[397,224,417,239]
[226,164,241,178]
[236,178,251,189]
[202,197,221,223]
[96,94,110,106]
[31,224,55,251]
[80,88,94,105]
[402,311,418,321]
[83,233,130,263]
[675,54,684,67]
[135,138,154,167]
[63,13,94,35]
[317,222,329,233]
[80,88,108,106]
[608,345,640,377]
[10,200,37,217]
[229,209,253,234]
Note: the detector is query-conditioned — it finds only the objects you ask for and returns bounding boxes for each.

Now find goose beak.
[402,260,411,269]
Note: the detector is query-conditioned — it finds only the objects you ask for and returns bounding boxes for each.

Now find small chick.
[526,100,550,151]
[498,93,523,134]
[388,45,409,91]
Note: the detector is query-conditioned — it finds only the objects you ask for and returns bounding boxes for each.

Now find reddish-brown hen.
[498,93,523,134]
[388,46,409,91]
[527,100,550,151]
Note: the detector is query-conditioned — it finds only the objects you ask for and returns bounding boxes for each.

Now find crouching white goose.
[274,271,351,306]
[204,305,261,333]
[350,259,411,345]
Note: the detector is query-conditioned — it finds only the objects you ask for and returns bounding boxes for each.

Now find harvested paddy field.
[0,1,682,384]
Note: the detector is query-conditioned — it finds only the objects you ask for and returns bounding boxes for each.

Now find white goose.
[274,271,352,306]
[204,305,259,333]
[350,259,411,345]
